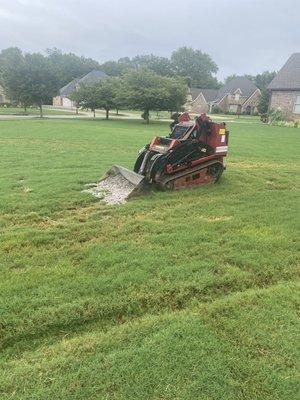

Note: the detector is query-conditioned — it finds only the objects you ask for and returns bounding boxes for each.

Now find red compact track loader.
[99,113,229,200]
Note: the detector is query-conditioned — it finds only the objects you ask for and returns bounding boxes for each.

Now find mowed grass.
[0,118,299,399]
[0,106,76,115]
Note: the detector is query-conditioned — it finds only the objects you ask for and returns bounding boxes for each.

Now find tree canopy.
[0,48,59,115]
[101,47,220,89]
[122,68,187,123]
[171,47,219,88]
[70,77,123,119]
[46,48,101,88]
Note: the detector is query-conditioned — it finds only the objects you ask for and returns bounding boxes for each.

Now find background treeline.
[0,46,275,118]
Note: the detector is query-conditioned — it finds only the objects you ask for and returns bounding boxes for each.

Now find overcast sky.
[0,0,299,80]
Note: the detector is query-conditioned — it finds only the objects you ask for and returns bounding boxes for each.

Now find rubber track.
[157,159,223,188]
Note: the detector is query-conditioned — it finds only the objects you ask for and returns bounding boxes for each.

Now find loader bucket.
[92,165,149,204]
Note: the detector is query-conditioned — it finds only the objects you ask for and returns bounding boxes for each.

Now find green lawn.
[0,106,76,115]
[0,118,299,399]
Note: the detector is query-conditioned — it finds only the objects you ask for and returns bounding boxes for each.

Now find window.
[294,96,300,113]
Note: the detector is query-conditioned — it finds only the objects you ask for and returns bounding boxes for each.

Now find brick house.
[268,53,300,120]
[185,76,261,114]
[53,70,107,108]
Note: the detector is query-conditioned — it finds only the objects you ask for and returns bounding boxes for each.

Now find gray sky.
[0,0,299,80]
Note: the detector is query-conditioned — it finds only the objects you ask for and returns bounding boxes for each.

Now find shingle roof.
[59,70,107,97]
[201,89,219,102]
[190,88,202,101]
[190,88,218,102]
[59,78,80,96]
[190,76,258,105]
[216,76,258,100]
[79,69,107,83]
[268,53,300,90]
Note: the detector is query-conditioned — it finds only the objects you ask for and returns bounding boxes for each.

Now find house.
[53,70,107,108]
[186,76,261,115]
[268,53,300,120]
[0,84,9,104]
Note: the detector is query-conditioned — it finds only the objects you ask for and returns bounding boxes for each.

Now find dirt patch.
[82,176,136,205]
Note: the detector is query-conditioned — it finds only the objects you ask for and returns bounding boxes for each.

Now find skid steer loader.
[93,113,229,203]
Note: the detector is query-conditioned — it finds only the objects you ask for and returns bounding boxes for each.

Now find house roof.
[216,76,258,100]
[190,76,258,105]
[59,70,107,97]
[190,88,202,101]
[268,53,300,90]
[201,89,219,102]
[59,79,80,96]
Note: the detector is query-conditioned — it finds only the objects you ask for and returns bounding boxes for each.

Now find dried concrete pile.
[82,175,136,205]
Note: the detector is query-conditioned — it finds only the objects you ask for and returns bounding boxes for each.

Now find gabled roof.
[59,78,80,96]
[216,76,258,100]
[189,76,258,106]
[79,69,107,83]
[201,89,219,102]
[59,70,107,97]
[190,88,218,102]
[268,53,300,90]
[190,88,202,101]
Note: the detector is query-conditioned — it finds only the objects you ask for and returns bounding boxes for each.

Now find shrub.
[268,108,285,123]
[211,105,222,114]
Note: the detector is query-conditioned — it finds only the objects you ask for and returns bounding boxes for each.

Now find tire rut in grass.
[2,274,296,356]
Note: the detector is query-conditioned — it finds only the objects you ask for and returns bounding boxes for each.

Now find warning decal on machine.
[219,128,226,135]
[221,134,226,143]
[216,146,228,153]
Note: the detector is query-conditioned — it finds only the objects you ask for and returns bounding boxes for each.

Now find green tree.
[0,49,59,116]
[100,59,132,77]
[257,89,270,114]
[70,77,121,119]
[131,54,175,76]
[162,77,187,114]
[70,83,99,117]
[123,68,187,123]
[95,77,122,119]
[0,47,27,108]
[171,47,219,88]
[46,48,101,88]
[21,53,59,117]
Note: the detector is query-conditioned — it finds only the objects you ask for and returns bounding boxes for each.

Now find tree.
[161,77,187,114]
[70,77,121,119]
[131,54,175,76]
[224,74,237,84]
[171,47,219,88]
[21,53,59,117]
[95,77,122,119]
[0,49,59,116]
[122,68,187,123]
[100,59,132,77]
[70,83,99,117]
[257,89,270,114]
[46,48,101,88]
[253,71,276,90]
[0,47,27,108]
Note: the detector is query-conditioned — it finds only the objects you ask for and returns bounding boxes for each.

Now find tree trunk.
[116,109,119,115]
[24,105,27,113]
[76,107,78,115]
[106,109,109,120]
[39,103,43,118]
[93,109,95,118]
